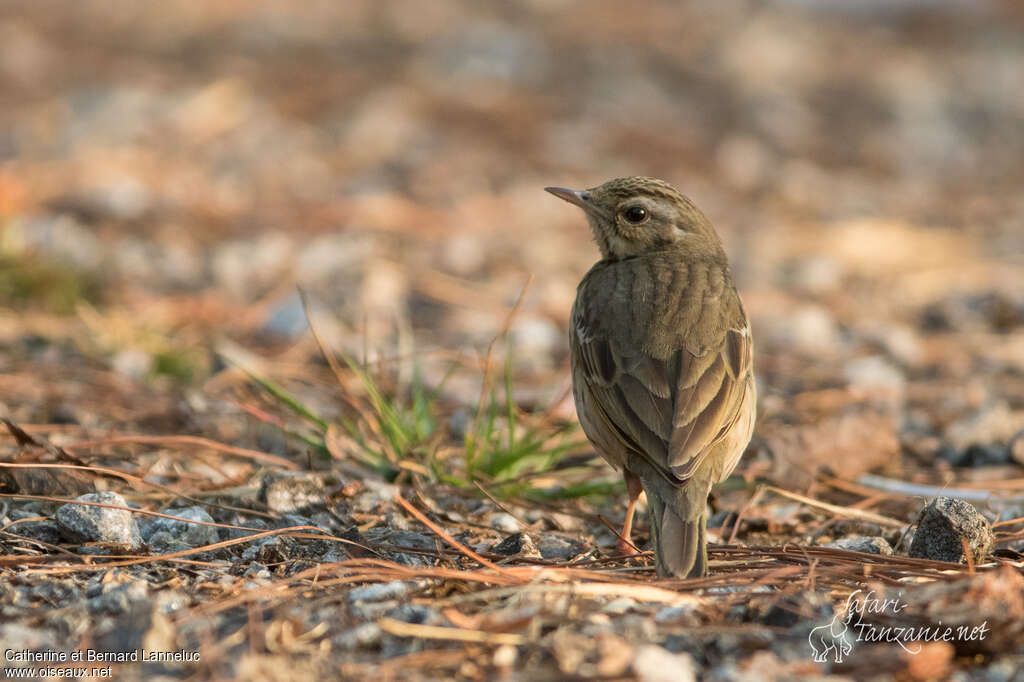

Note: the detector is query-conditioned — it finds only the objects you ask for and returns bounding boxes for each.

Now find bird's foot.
[617,538,640,557]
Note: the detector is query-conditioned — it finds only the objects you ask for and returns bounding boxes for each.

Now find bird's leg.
[617,471,644,556]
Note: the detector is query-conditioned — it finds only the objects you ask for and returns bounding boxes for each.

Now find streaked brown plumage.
[546,176,756,578]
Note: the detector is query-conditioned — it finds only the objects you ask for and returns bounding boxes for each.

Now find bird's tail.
[648,492,707,578]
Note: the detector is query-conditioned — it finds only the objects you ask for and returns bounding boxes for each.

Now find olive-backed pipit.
[547,176,756,578]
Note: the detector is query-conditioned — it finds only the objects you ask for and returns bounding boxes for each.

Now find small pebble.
[145,506,219,547]
[824,536,894,555]
[347,579,424,604]
[334,623,382,650]
[260,472,326,514]
[655,603,698,623]
[909,497,994,564]
[602,598,636,615]
[536,535,581,560]
[632,645,696,682]
[56,491,141,547]
[489,512,522,533]
[493,644,518,668]
[491,532,541,558]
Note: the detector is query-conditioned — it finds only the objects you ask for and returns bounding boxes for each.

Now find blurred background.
[4,5,1024,677]
[2,0,1023,479]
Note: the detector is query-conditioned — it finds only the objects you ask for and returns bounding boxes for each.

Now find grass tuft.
[241,331,597,500]
[0,253,100,313]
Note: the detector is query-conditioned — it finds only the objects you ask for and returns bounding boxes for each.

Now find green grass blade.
[240,367,329,431]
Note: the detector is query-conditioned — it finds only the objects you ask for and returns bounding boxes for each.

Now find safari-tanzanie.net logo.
[808,589,989,664]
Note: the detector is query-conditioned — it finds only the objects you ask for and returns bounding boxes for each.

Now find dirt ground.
[2,1,1024,680]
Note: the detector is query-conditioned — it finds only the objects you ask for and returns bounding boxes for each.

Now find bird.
[546,176,756,578]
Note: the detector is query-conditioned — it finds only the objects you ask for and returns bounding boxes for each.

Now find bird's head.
[546,176,723,261]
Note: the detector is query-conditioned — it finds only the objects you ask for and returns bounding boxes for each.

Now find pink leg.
[617,471,643,556]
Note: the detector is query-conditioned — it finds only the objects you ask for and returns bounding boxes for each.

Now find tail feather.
[649,493,707,578]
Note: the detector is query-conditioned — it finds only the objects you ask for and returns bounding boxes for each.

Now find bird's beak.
[545,186,609,219]
[544,186,589,210]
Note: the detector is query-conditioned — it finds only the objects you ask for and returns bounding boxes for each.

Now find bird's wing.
[570,316,672,475]
[571,281,752,483]
[667,323,753,480]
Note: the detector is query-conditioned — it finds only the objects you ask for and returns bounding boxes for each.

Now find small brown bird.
[547,176,756,578]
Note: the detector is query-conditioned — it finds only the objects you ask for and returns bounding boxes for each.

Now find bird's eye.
[623,206,648,224]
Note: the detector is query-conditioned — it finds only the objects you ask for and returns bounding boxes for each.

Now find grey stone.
[946,401,1024,452]
[383,510,412,531]
[276,513,314,529]
[86,579,149,616]
[27,580,82,608]
[602,598,636,615]
[363,528,435,550]
[488,512,522,533]
[824,536,894,555]
[7,517,64,544]
[55,492,141,547]
[547,512,585,533]
[225,517,268,540]
[334,623,382,650]
[536,535,581,561]
[260,471,326,513]
[655,604,699,624]
[909,497,994,564]
[310,511,343,533]
[243,562,272,579]
[241,535,285,562]
[347,579,424,604]
[491,532,541,558]
[350,479,399,513]
[152,590,189,616]
[392,552,432,567]
[632,645,696,682]
[936,442,1012,468]
[262,291,308,339]
[144,506,219,547]
[843,354,905,393]
[111,348,153,380]
[145,532,191,554]
[386,603,438,625]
